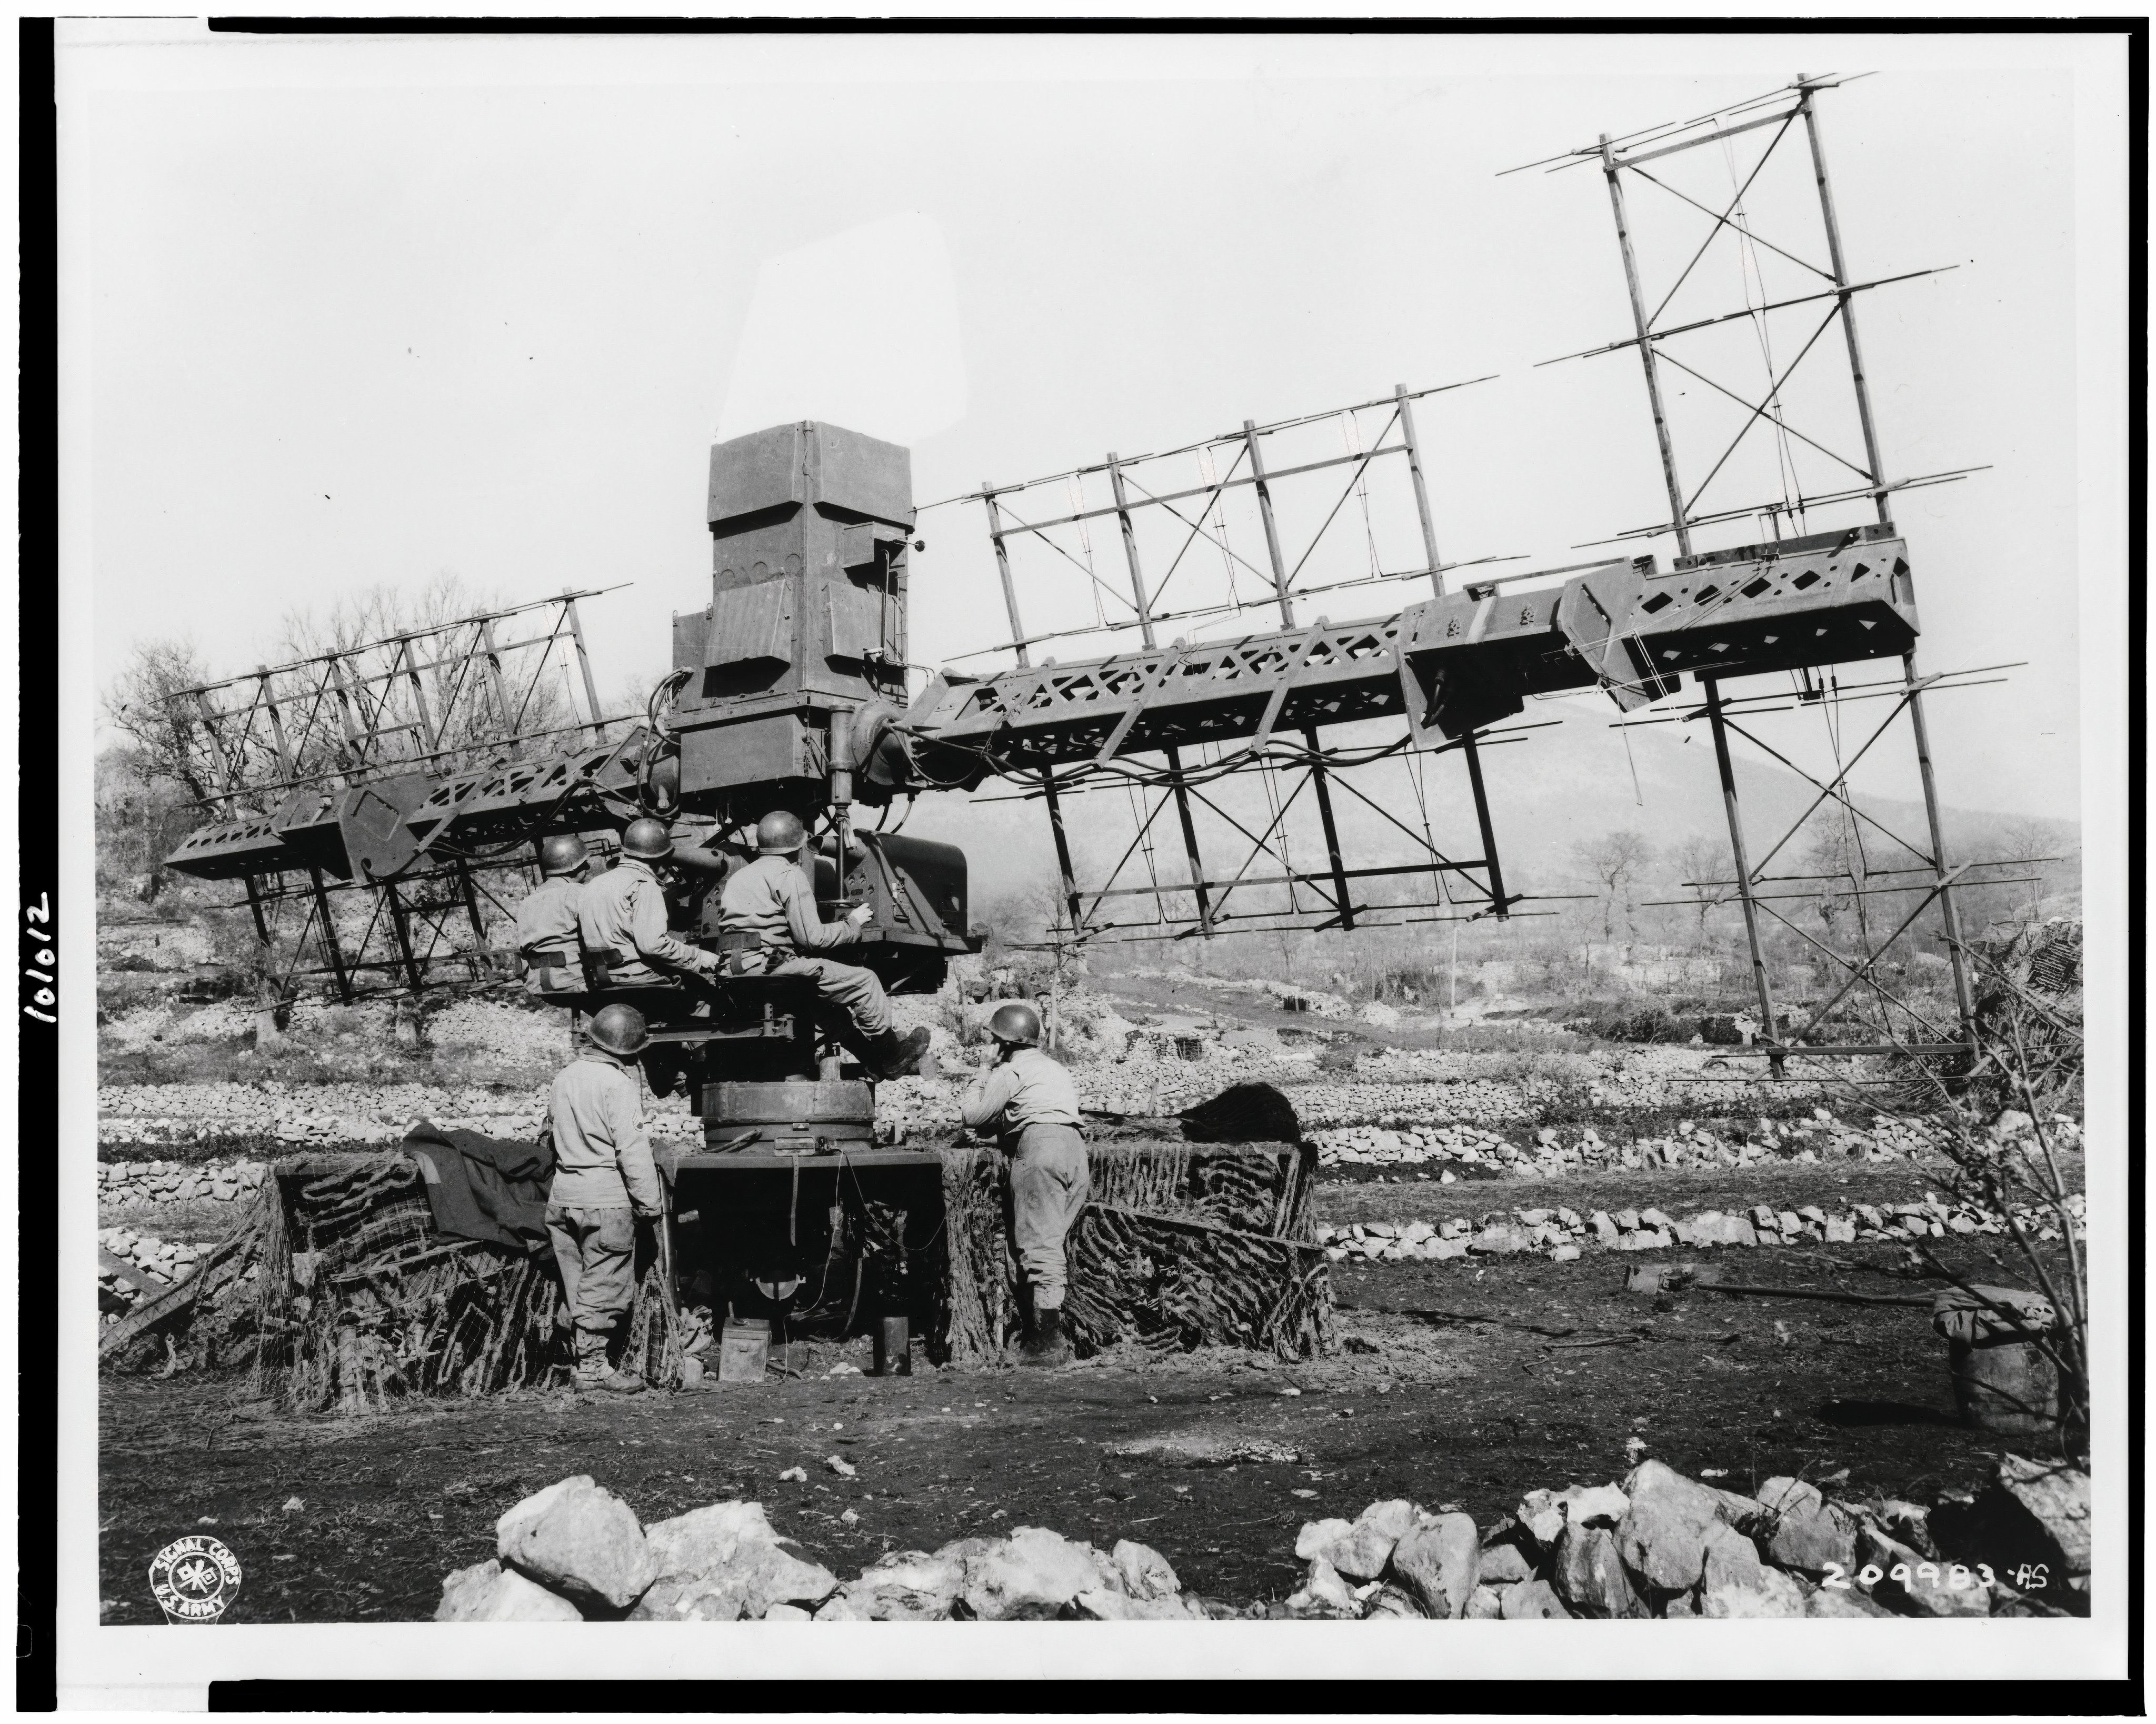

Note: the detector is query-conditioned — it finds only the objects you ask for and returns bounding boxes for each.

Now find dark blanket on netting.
[105,1132,1333,1408]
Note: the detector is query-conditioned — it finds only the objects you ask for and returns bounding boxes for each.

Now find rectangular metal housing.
[673,421,916,812]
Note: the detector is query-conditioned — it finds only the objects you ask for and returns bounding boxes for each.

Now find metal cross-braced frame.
[1531,73,1979,546]
[1625,666,2047,1061]
[237,852,524,1003]
[1540,73,1983,1064]
[1014,730,1529,948]
[169,588,628,818]
[169,589,639,1002]
[943,378,1510,671]
[939,381,1539,945]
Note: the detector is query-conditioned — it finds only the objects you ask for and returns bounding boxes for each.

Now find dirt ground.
[98,1232,2048,1625]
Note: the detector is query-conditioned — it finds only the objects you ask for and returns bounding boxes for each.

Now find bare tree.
[1573,830,1656,943]
[272,573,588,781]
[276,572,491,662]
[1841,924,2087,1463]
[102,639,217,801]
[1997,816,2062,919]
[1673,835,1735,952]
[95,750,206,906]
[1799,816,1865,940]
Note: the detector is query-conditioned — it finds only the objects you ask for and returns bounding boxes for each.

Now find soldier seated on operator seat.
[514,833,592,1000]
[717,810,931,1082]
[577,817,720,992]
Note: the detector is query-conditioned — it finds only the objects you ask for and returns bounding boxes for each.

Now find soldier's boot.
[1020,1306,1073,1367]
[571,1332,644,1396]
[1005,1283,1036,1362]
[864,1027,932,1081]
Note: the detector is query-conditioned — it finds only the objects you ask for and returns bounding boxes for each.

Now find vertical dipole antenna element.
[191,689,238,801]
[1702,675,1783,1075]
[1901,650,1977,1040]
[1796,77,1891,525]
[563,595,610,742]
[327,657,371,773]
[1395,384,1446,598]
[1806,79,1970,1044]
[383,881,425,993]
[477,616,516,739]
[1242,421,1296,628]
[1600,133,1694,560]
[982,486,1031,668]
[1247,423,1343,926]
[400,636,442,755]
[1106,453,1157,648]
[1107,450,1210,931]
[1459,728,1511,922]
[256,669,296,780]
[454,863,490,962]
[1302,728,1356,931]
[242,873,271,946]
[1040,766,1083,934]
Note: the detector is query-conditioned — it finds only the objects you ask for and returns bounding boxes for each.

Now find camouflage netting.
[937,1137,1332,1364]
[1971,919,2083,1115]
[104,1128,1333,1408]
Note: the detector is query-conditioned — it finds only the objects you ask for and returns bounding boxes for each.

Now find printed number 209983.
[1822,1559,1998,1590]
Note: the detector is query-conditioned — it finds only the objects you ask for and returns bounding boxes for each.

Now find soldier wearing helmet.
[513,833,593,1000]
[577,816,720,990]
[544,1003,662,1395]
[715,808,930,1081]
[960,1000,1087,1366]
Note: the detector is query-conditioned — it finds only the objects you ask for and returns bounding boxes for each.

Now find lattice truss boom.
[161,591,643,1000]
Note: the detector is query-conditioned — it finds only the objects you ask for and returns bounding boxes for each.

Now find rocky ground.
[96,966,2088,1625]
[417,1442,2083,1625]
[98,1230,2087,1625]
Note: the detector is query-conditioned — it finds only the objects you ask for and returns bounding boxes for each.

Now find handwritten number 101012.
[24,893,54,1023]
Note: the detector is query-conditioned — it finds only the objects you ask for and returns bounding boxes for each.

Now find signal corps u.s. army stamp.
[147,1536,242,1623]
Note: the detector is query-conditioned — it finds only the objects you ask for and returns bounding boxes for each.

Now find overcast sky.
[63,26,2125,821]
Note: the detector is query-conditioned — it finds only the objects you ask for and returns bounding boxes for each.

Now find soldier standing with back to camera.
[960,1002,1087,1366]
[546,1001,663,1396]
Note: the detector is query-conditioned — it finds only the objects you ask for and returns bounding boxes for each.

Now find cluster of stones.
[98,1080,701,1149]
[96,1224,266,1328]
[98,1225,208,1285]
[97,1159,266,1205]
[1286,1048,1823,1126]
[879,1051,1818,1149]
[1274,1454,2087,1620]
[437,1476,1222,1622]
[1321,1190,2086,1264]
[442,1456,2086,1625]
[1313,1109,1949,1175]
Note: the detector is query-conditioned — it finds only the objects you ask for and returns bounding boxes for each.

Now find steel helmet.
[988,1001,1042,1048]
[756,809,807,855]
[621,817,674,862]
[538,833,590,877]
[587,1002,650,1059]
